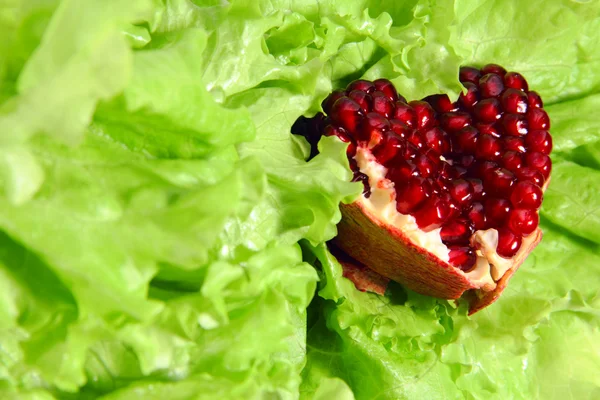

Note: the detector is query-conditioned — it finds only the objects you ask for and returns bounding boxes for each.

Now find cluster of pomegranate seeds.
[297,64,551,272]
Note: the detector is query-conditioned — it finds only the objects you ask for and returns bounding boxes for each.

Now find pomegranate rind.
[334,199,544,313]
[467,228,542,314]
[329,244,390,295]
[333,200,477,300]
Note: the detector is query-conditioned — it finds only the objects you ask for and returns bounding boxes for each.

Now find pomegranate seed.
[501,88,528,114]
[330,98,364,133]
[406,131,425,150]
[323,124,346,139]
[393,102,417,128]
[440,111,472,132]
[449,179,474,207]
[455,126,479,154]
[459,154,476,168]
[468,202,487,230]
[348,90,372,113]
[448,246,477,271]
[504,72,529,91]
[347,79,375,93]
[395,177,429,214]
[475,134,502,161]
[527,108,550,130]
[527,91,543,108]
[525,152,552,179]
[459,66,481,84]
[424,94,457,113]
[508,208,539,236]
[479,73,505,98]
[474,98,502,123]
[510,181,543,209]
[484,198,512,226]
[409,101,436,130]
[441,219,474,244]
[431,177,447,194]
[423,127,451,155]
[371,91,394,118]
[471,160,498,179]
[459,82,479,109]
[352,171,371,197]
[444,192,462,222]
[321,89,346,114]
[413,197,451,231]
[496,228,522,258]
[387,160,418,182]
[503,137,526,153]
[475,122,501,138]
[454,166,468,178]
[390,119,412,138]
[374,78,398,101]
[502,114,528,136]
[483,167,515,197]
[481,64,507,76]
[467,178,485,201]
[502,151,524,172]
[414,154,438,177]
[525,129,553,154]
[515,167,545,186]
[357,112,390,146]
[346,142,357,159]
[372,132,405,165]
[435,162,451,180]
[396,142,419,161]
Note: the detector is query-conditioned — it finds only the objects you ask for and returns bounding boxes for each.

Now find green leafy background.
[0,0,598,399]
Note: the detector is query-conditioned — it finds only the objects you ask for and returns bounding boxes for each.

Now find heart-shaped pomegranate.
[295,64,551,313]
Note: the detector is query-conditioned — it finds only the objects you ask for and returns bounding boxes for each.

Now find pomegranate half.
[297,64,551,313]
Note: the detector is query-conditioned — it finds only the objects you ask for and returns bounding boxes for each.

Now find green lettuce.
[0,0,599,399]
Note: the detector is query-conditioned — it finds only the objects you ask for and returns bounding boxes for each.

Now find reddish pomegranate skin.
[294,68,551,312]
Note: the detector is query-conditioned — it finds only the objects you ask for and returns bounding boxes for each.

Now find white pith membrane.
[354,147,540,291]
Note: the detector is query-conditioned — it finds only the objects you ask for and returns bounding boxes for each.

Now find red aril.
[371,91,394,118]
[449,246,477,271]
[504,72,529,91]
[508,208,539,236]
[373,79,399,102]
[481,64,507,76]
[479,73,505,97]
[348,90,372,113]
[330,97,364,132]
[496,228,522,258]
[501,89,528,114]
[393,102,417,128]
[440,111,472,132]
[424,94,456,113]
[459,82,479,109]
[515,167,545,186]
[524,152,552,179]
[484,198,512,226]
[510,181,543,209]
[502,114,528,136]
[525,130,553,154]
[474,98,502,123]
[459,66,481,84]
[395,177,430,214]
[347,79,375,93]
[409,101,436,130]
[441,219,474,244]
[527,108,550,130]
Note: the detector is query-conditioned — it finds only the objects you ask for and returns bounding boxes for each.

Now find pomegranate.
[293,64,551,313]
